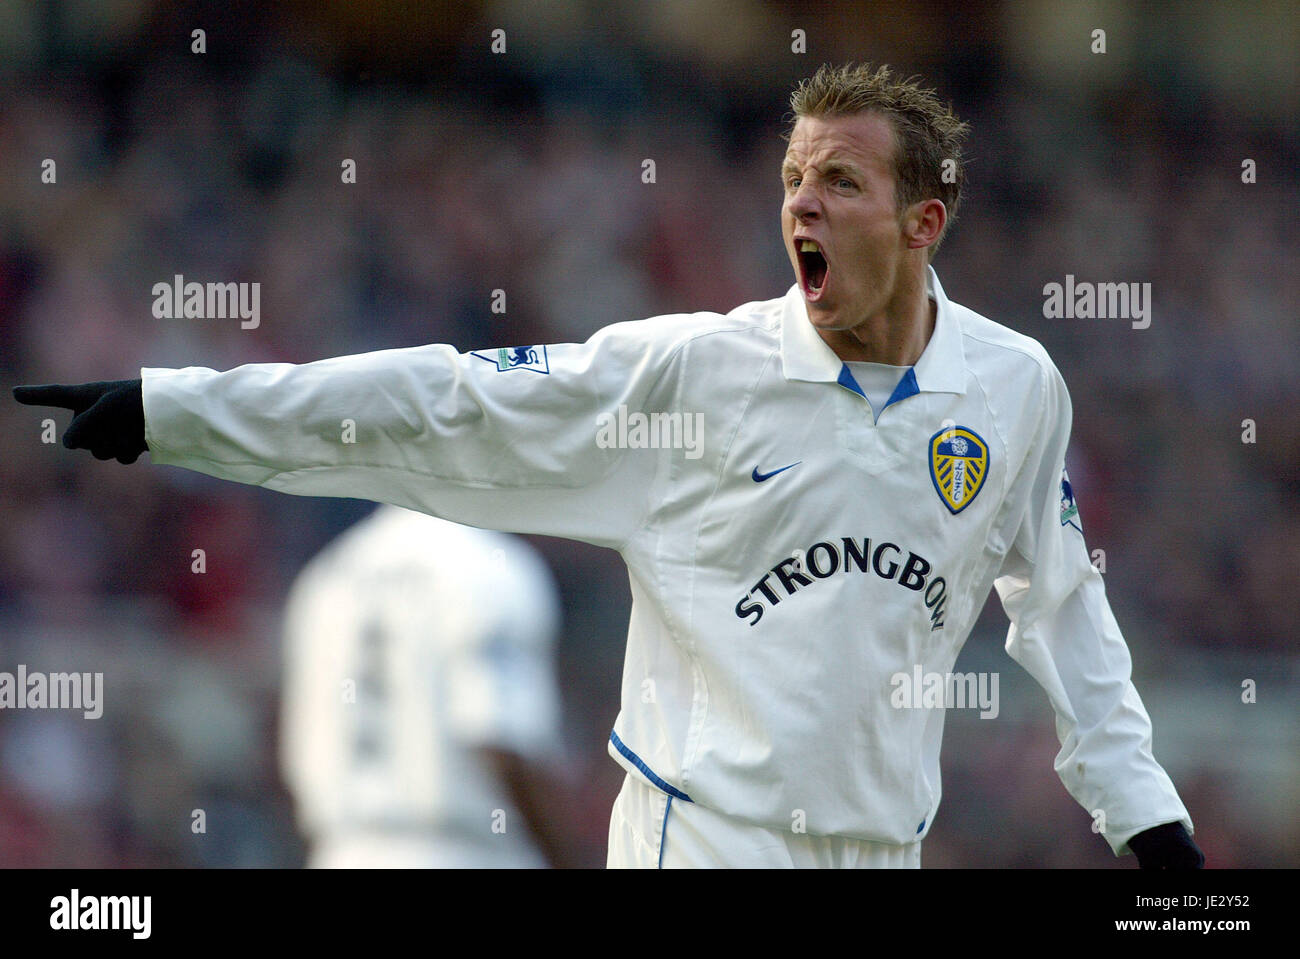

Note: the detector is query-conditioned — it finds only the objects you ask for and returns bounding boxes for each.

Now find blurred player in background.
[280,504,580,868]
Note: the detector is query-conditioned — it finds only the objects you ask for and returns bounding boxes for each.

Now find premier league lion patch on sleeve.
[929,426,988,514]
[1060,468,1082,532]
[471,345,550,374]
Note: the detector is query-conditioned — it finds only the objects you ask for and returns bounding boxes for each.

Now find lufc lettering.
[736,536,947,629]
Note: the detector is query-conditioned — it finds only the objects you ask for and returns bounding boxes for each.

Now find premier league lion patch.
[929,426,989,514]
[471,345,550,374]
[1060,468,1082,532]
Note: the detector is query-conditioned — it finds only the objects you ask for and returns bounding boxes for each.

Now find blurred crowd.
[0,0,1295,867]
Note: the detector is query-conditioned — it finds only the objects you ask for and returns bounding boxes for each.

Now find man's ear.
[904,199,947,252]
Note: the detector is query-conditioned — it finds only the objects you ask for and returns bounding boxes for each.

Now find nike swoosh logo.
[752,461,802,483]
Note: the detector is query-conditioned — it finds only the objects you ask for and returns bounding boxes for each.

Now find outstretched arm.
[993,364,1202,868]
[14,326,684,549]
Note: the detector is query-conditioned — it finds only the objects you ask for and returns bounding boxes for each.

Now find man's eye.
[787,177,801,189]
[837,178,855,189]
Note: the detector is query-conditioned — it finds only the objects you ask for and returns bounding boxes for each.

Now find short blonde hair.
[788,63,970,253]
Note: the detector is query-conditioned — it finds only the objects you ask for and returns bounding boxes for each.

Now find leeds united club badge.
[929,426,989,514]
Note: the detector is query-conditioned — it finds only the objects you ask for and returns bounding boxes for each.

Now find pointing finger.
[13,383,102,414]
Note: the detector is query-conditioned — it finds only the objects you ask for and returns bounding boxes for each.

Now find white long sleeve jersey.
[142,266,1191,854]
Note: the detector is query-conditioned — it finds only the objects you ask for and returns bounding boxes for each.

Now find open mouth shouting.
[795,237,829,302]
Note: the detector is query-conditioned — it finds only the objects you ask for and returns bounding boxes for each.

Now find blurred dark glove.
[1128,822,1204,869]
[13,379,147,464]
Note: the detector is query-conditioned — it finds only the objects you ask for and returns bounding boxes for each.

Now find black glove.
[13,379,148,464]
[1128,821,1204,869]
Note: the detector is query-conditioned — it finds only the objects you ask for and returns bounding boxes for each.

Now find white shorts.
[606,773,922,868]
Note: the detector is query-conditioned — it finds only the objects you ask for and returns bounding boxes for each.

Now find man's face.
[781,112,912,333]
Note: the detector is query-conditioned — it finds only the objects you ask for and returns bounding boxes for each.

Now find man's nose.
[788,183,821,220]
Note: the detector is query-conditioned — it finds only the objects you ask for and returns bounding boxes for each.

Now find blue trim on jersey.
[836,364,866,399]
[839,363,919,417]
[658,796,674,869]
[917,818,926,834]
[883,367,919,410]
[609,730,694,803]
